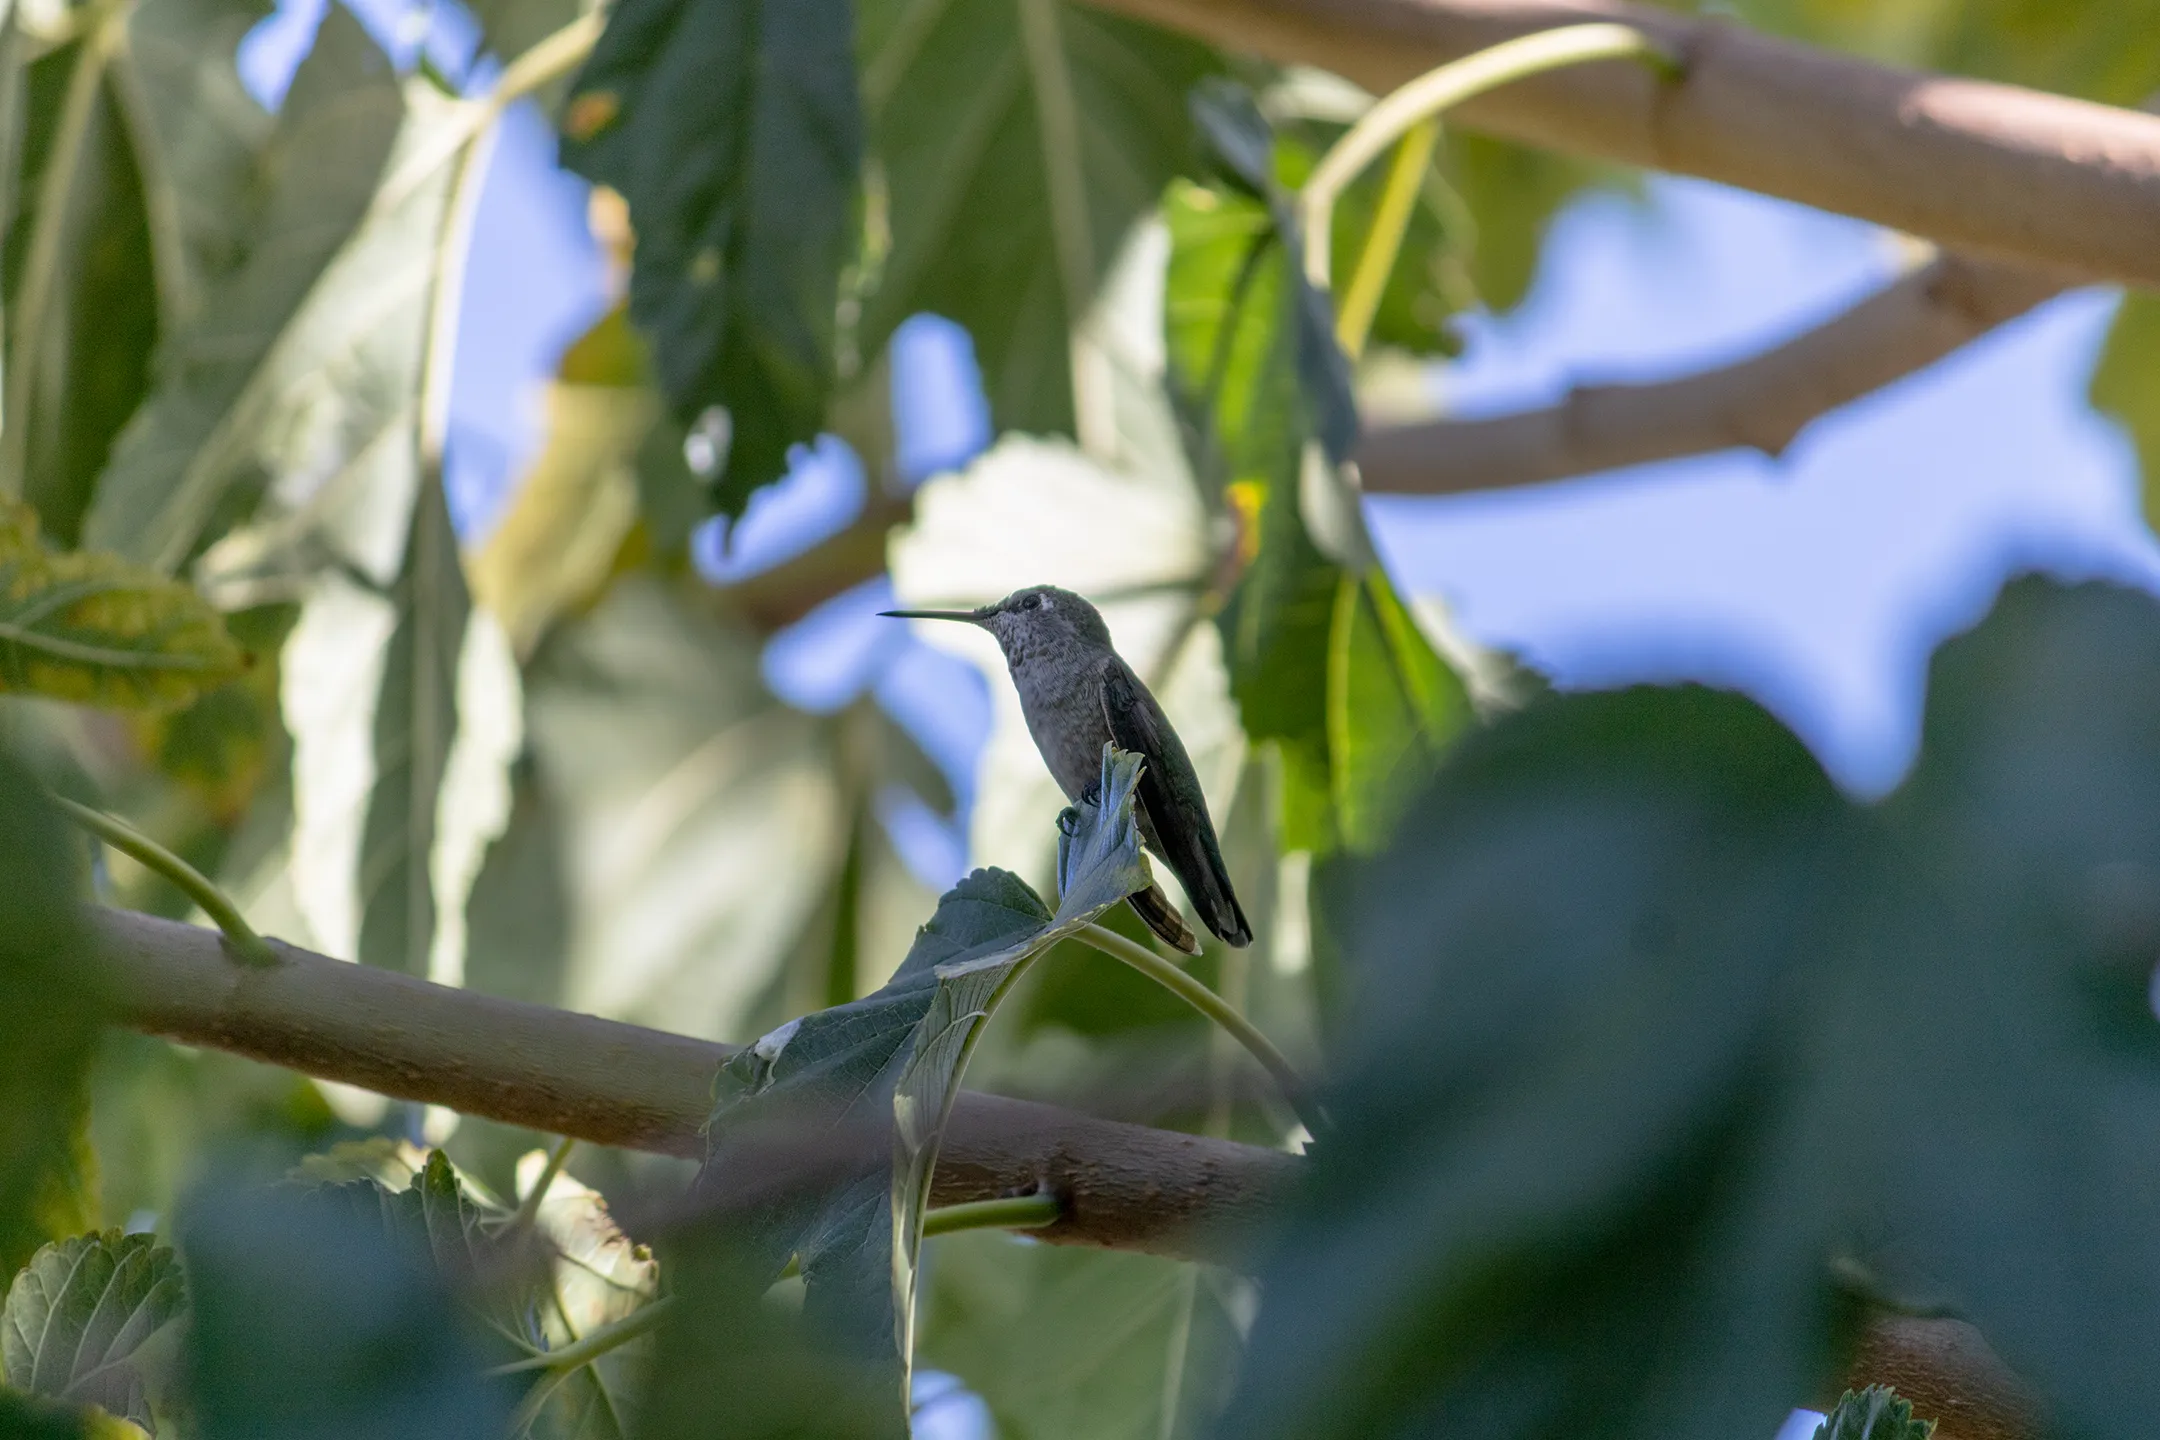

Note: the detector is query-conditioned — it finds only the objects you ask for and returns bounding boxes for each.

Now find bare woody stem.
[1354,249,2072,495]
[1087,0,2160,289]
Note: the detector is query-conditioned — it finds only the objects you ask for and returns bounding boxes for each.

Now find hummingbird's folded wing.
[1099,655,1253,947]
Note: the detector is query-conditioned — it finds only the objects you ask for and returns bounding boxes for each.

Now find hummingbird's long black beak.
[879,607,991,625]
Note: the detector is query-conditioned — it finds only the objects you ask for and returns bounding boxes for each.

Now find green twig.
[1301,23,1679,294]
[921,1191,1062,1239]
[1333,117,1440,362]
[499,1136,575,1238]
[487,1295,675,1379]
[1075,922,1328,1136]
[56,796,277,967]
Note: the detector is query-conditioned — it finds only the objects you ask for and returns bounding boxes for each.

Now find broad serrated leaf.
[1218,577,2160,1440]
[699,747,1151,1420]
[1325,567,1469,853]
[560,0,860,516]
[2090,291,2160,531]
[82,6,404,571]
[856,0,1217,438]
[0,499,241,709]
[1,1232,185,1429]
[920,1232,1245,1440]
[1814,1386,1935,1440]
[0,751,101,1273]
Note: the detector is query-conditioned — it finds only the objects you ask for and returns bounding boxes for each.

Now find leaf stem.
[1301,23,1679,294]
[1333,117,1439,362]
[488,1295,675,1379]
[56,796,277,966]
[920,1191,1062,1239]
[500,1136,575,1237]
[1075,922,1327,1136]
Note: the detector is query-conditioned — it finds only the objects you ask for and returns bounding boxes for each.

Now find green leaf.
[1164,112,1468,856]
[0,750,101,1277]
[82,6,405,570]
[179,1159,515,1437]
[2090,291,2160,531]
[1,35,161,546]
[0,1389,144,1440]
[856,0,1218,438]
[0,499,243,709]
[918,1232,1245,1440]
[1814,1386,1935,1440]
[1218,577,2160,1440]
[1440,131,1607,315]
[700,747,1152,1414]
[560,0,861,516]
[1,1232,185,1430]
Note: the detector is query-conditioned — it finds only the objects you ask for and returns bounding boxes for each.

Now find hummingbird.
[882,585,1251,954]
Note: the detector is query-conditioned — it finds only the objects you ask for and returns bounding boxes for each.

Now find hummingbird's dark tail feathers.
[1128,880,1203,956]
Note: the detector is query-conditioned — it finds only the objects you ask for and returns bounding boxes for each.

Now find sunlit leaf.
[920,1232,1245,1440]
[83,6,405,571]
[0,499,242,709]
[856,0,1217,438]
[1221,578,2160,1440]
[560,0,861,516]
[1,1232,185,1430]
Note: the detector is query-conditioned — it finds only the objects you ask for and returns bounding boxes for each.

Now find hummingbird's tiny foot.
[1080,779,1102,809]
[1056,806,1080,837]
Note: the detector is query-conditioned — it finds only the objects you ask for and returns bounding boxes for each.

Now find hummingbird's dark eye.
[1022,593,1041,610]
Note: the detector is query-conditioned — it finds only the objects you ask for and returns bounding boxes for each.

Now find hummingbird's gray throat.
[881,585,1252,953]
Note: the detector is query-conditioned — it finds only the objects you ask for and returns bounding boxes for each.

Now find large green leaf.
[1814,1387,1935,1440]
[560,0,861,516]
[82,6,404,570]
[919,1232,1245,1440]
[1218,577,2160,1440]
[1164,101,1470,857]
[2,1232,185,1430]
[856,0,1217,439]
[700,747,1151,1418]
[0,750,103,1276]
[0,37,160,546]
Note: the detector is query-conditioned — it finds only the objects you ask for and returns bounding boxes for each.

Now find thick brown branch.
[91,909,1293,1263]
[1355,250,2071,495]
[94,910,2040,1433]
[1084,0,2160,289]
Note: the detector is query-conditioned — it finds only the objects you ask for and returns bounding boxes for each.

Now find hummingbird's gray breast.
[1009,649,1115,802]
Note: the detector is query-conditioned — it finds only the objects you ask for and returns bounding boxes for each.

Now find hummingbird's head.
[881,584,1112,665]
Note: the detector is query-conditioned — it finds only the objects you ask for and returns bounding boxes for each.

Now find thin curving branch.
[1082,0,2160,289]
[1354,249,2073,495]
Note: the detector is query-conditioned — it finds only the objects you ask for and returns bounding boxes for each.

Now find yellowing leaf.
[0,501,242,709]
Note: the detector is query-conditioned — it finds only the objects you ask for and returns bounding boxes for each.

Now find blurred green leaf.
[2090,291,2160,532]
[1220,577,2160,1440]
[179,1161,515,1440]
[1326,567,1470,852]
[560,0,861,517]
[0,752,102,1278]
[465,0,584,68]
[1,1231,185,1430]
[1440,131,1607,315]
[83,6,405,571]
[920,1232,1244,1440]
[1814,1386,1935,1440]
[702,748,1150,1412]
[1,35,159,545]
[855,0,1217,438]
[0,499,244,709]
[0,1389,144,1439]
